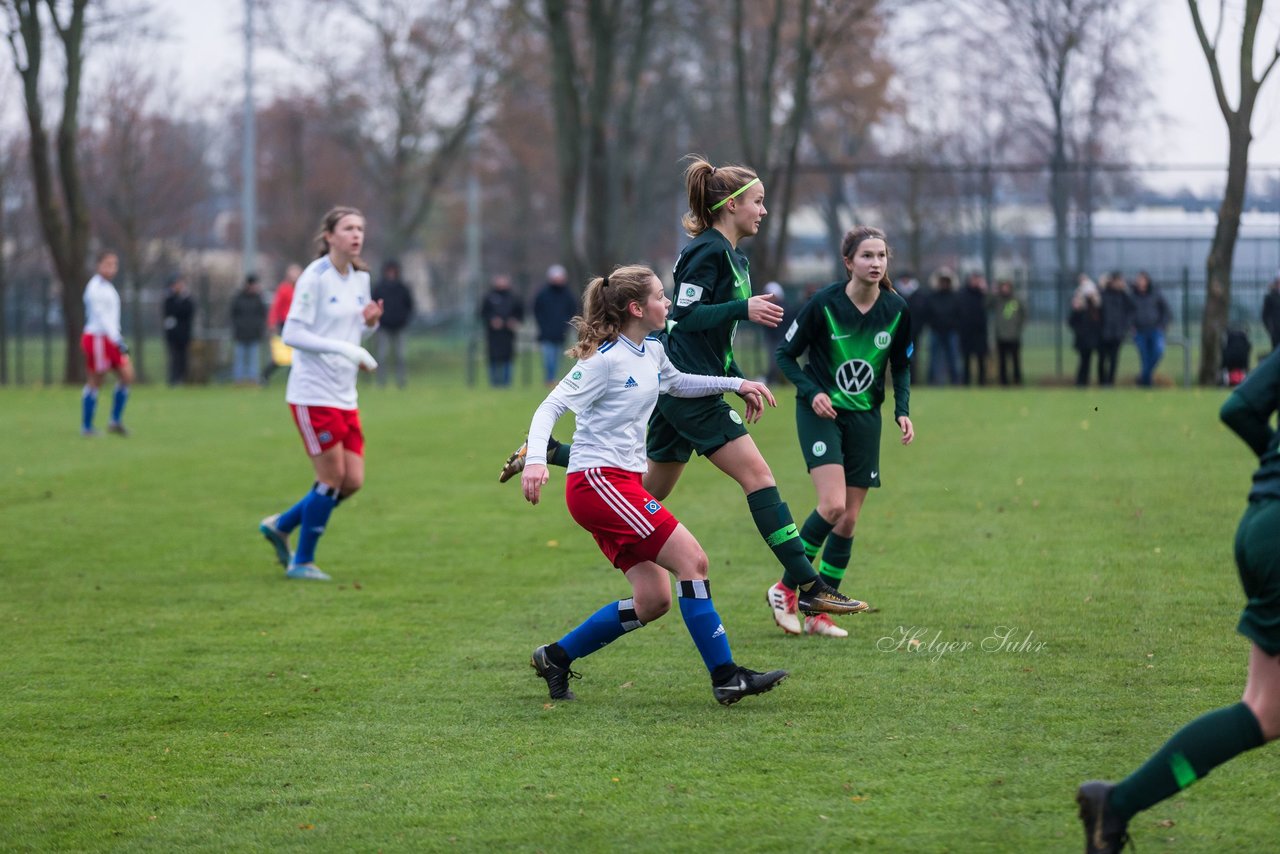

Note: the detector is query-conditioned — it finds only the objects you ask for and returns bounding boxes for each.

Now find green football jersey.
[665,228,752,377]
[776,281,912,417]
[1220,347,1280,501]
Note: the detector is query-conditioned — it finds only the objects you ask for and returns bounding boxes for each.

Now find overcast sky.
[135,0,1280,194]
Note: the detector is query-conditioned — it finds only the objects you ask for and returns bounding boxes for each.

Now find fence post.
[1182,266,1191,388]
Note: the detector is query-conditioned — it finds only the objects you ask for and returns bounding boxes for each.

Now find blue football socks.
[81,386,98,432]
[558,598,645,661]
[293,482,339,565]
[678,579,733,674]
[110,385,129,425]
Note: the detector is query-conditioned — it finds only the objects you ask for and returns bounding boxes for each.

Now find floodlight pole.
[242,0,257,279]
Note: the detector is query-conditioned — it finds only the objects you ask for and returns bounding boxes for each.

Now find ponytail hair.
[567,264,657,360]
[681,154,760,237]
[315,206,370,272]
[840,225,895,292]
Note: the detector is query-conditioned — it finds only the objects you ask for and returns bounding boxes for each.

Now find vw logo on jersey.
[836,359,876,394]
[874,331,892,349]
[812,441,827,457]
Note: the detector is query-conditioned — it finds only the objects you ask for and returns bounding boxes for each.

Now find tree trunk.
[542,0,585,285]
[1199,117,1251,383]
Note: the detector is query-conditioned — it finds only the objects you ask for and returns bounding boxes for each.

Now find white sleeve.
[286,267,320,326]
[282,316,367,364]
[654,341,743,398]
[526,354,608,466]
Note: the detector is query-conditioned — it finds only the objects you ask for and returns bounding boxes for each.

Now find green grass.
[1,378,1275,852]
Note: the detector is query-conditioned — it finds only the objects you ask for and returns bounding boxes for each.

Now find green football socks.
[746,487,818,589]
[1108,702,1265,821]
[799,510,834,561]
[819,533,852,590]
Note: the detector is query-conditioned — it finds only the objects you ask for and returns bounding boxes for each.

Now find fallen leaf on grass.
[1156,819,1175,828]
[298,824,315,831]
[850,796,870,803]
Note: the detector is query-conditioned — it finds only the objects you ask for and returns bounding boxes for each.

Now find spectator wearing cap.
[161,272,195,386]
[371,259,415,388]
[532,263,579,386]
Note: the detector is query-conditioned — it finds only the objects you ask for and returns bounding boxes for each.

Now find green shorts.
[795,402,882,488]
[646,394,749,464]
[1234,498,1280,656]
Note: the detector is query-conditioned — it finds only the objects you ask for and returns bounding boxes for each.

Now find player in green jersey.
[1076,349,1280,853]
[770,226,914,637]
[500,156,866,622]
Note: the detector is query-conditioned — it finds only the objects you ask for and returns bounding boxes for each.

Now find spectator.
[262,263,300,385]
[231,274,268,385]
[1262,272,1280,352]
[990,279,1026,386]
[958,272,989,386]
[480,273,523,387]
[1098,272,1133,387]
[926,268,961,386]
[902,272,929,385]
[161,272,195,386]
[532,263,579,386]
[1130,271,1171,387]
[371,259,415,388]
[1069,275,1102,387]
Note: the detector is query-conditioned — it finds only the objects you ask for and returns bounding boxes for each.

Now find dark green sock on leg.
[799,510,834,562]
[746,487,818,589]
[819,533,852,590]
[1109,702,1265,821]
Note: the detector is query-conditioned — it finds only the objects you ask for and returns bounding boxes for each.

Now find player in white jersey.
[258,207,382,581]
[521,264,788,706]
[80,250,133,436]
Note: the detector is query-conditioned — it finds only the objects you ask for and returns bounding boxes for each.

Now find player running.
[502,156,865,624]
[523,264,788,706]
[80,250,133,437]
[258,207,382,581]
[1076,347,1280,853]
[770,226,914,638]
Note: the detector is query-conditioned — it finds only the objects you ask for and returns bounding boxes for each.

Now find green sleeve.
[889,312,912,419]
[673,298,750,332]
[1220,350,1280,458]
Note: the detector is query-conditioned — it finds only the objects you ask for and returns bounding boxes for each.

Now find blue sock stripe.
[294,488,338,565]
[678,579,711,599]
[81,387,98,430]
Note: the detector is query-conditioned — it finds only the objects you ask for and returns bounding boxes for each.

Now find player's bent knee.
[633,594,671,624]
[817,500,845,523]
[1244,694,1280,741]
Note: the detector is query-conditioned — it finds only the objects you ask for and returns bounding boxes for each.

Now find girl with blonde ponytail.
[519,266,788,706]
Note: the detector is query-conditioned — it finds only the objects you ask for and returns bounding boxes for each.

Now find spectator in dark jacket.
[371,259,415,388]
[902,272,929,385]
[480,273,523,387]
[161,272,195,386]
[1262,274,1280,351]
[532,264,579,386]
[1070,275,1103,387]
[926,268,962,386]
[1098,272,1133,386]
[230,274,267,385]
[958,272,989,385]
[1130,271,1171,387]
[990,279,1026,386]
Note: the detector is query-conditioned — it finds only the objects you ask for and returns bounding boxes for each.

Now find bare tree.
[539,0,660,284]
[1187,0,1280,384]
[82,50,214,381]
[3,0,92,383]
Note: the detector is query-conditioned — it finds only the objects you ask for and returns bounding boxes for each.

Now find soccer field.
[1,380,1275,851]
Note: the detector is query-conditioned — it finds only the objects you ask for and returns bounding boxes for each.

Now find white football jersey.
[83,274,122,342]
[285,256,373,409]
[526,335,743,474]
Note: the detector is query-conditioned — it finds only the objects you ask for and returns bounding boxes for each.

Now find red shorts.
[290,404,364,456]
[81,333,125,374]
[565,467,678,571]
